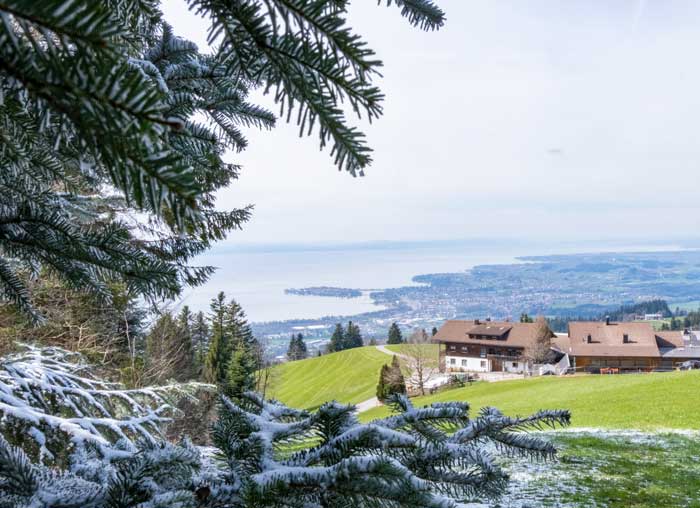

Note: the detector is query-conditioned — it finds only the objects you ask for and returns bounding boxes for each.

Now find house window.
[461,359,467,367]
[488,348,496,355]
[450,345,456,350]
[450,358,456,365]
[512,362,518,368]
[461,346,468,351]
[623,334,629,343]
[480,347,486,358]
[480,360,487,368]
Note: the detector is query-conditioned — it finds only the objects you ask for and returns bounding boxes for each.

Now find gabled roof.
[561,321,684,358]
[659,331,700,359]
[468,323,512,338]
[432,320,549,349]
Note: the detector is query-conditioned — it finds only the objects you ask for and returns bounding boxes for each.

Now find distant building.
[432,319,554,374]
[553,320,700,372]
[642,313,664,321]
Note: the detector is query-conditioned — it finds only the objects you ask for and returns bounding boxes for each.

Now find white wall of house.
[446,356,529,373]
[446,356,490,372]
[502,360,528,373]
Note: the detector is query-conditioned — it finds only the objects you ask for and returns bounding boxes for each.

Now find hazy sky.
[163,1,700,247]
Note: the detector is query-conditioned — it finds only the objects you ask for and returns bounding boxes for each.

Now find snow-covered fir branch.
[0,350,570,508]
[0,344,212,464]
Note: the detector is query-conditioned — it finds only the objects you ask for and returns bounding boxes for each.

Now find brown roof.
[655,331,684,348]
[432,320,550,349]
[559,321,684,358]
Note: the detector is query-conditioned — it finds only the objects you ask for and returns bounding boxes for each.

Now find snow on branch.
[0,344,213,464]
[0,375,570,507]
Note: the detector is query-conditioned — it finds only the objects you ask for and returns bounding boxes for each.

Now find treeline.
[327,321,364,352]
[606,299,672,320]
[0,276,268,397]
[134,290,264,398]
[286,333,308,361]
[545,299,698,333]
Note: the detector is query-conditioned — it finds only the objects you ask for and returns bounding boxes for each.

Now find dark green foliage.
[607,299,672,320]
[286,333,308,361]
[191,310,210,370]
[204,291,257,394]
[376,355,406,401]
[327,323,345,353]
[344,320,363,349]
[431,326,438,336]
[225,342,256,398]
[376,364,390,401]
[548,299,676,332]
[328,321,363,352]
[520,313,534,323]
[0,0,445,319]
[204,292,230,384]
[387,322,403,344]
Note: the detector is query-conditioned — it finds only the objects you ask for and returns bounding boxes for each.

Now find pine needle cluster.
[0,387,570,508]
[0,0,445,319]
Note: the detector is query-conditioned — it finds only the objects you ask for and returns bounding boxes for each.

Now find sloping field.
[266,346,394,409]
[383,343,438,357]
[361,370,700,429]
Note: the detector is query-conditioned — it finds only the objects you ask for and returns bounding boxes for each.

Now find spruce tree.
[287,334,298,361]
[176,305,195,377]
[520,313,534,323]
[376,364,390,401]
[296,333,308,360]
[204,292,230,384]
[377,356,407,402]
[0,0,445,319]
[225,342,255,399]
[191,310,210,372]
[431,326,438,336]
[286,333,307,361]
[328,323,345,353]
[387,322,403,344]
[389,355,407,396]
[345,321,363,349]
[225,299,256,351]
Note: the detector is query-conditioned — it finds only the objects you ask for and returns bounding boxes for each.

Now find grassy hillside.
[266,346,394,409]
[360,370,700,429]
[384,343,438,356]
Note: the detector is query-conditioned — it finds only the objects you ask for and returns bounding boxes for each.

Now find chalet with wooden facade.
[433,319,554,373]
[553,319,700,372]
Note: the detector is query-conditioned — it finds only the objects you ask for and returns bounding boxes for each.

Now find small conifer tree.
[225,342,256,399]
[345,321,364,349]
[376,355,407,402]
[387,322,404,344]
[328,323,345,353]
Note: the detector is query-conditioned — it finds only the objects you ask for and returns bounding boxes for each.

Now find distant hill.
[606,299,671,320]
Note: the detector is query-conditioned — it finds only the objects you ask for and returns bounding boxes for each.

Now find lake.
[181,239,685,323]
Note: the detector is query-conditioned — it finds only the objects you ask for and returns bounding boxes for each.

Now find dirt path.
[375,344,409,359]
[355,396,381,413]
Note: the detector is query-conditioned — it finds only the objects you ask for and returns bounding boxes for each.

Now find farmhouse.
[554,319,700,372]
[433,319,553,373]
